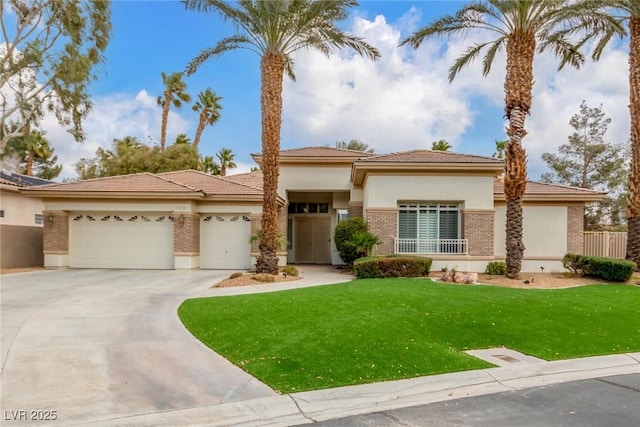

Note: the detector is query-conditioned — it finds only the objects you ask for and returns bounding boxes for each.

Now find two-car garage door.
[68,212,252,269]
[69,213,174,269]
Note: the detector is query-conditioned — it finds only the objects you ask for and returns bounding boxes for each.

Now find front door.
[294,217,331,264]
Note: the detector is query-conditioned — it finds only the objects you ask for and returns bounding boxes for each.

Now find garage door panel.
[200,214,251,269]
[69,213,174,269]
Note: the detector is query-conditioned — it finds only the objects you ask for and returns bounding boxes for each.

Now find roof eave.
[19,190,205,200]
[493,193,607,202]
[352,162,504,186]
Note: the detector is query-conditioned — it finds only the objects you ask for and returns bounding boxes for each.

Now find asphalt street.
[308,373,640,427]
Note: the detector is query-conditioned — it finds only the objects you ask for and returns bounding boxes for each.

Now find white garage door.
[200,214,252,269]
[69,213,174,269]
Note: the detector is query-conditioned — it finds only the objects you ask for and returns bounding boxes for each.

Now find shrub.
[334,217,368,267]
[253,273,275,283]
[562,253,636,282]
[281,265,299,277]
[485,261,507,276]
[585,256,636,282]
[353,256,432,279]
[229,272,244,279]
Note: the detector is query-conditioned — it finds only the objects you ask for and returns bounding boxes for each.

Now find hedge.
[563,253,636,282]
[353,256,432,279]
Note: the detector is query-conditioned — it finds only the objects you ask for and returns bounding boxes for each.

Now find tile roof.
[494,179,606,198]
[225,170,263,189]
[0,171,54,187]
[23,170,266,199]
[255,146,376,158]
[157,170,263,195]
[23,172,201,194]
[358,149,503,164]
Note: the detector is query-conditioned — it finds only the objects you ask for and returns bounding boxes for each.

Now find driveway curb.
[79,352,640,426]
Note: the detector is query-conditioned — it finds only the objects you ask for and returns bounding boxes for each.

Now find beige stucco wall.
[494,204,568,258]
[278,166,353,198]
[44,200,198,213]
[363,175,495,211]
[1,190,45,227]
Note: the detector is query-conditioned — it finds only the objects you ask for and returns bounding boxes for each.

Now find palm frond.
[448,40,495,82]
[482,37,506,76]
[185,35,251,75]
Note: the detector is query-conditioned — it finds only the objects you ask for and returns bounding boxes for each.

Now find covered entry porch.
[286,191,350,265]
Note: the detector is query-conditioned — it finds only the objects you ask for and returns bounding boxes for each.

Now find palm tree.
[192,88,223,151]
[157,72,191,152]
[216,147,237,176]
[184,0,380,273]
[590,1,639,267]
[493,139,508,159]
[201,155,221,175]
[431,139,452,151]
[401,0,622,278]
[174,133,192,145]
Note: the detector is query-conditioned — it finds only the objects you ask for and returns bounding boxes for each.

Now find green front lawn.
[178,279,640,393]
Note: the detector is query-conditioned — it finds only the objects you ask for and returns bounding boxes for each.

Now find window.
[336,209,350,223]
[34,213,44,225]
[397,203,462,253]
[0,210,4,218]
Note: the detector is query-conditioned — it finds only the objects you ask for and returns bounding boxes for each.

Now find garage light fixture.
[178,215,185,224]
[47,214,55,222]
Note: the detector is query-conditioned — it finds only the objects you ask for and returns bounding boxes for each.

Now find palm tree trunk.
[256,52,285,274]
[193,112,206,151]
[160,96,171,152]
[503,34,535,279]
[627,17,640,268]
[221,164,226,176]
[26,150,34,176]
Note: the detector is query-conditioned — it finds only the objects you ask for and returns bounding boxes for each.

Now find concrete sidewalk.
[83,352,640,426]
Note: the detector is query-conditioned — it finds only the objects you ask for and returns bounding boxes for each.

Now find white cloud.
[41,90,191,180]
[283,10,630,182]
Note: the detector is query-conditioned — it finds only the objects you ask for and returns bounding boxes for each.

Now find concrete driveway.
[0,269,276,425]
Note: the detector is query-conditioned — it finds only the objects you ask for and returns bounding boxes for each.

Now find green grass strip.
[178,279,640,393]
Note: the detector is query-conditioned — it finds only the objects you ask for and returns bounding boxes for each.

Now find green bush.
[563,253,636,282]
[353,256,432,279]
[334,217,368,267]
[281,265,299,277]
[485,261,507,276]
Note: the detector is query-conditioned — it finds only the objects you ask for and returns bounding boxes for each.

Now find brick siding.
[43,211,68,253]
[173,213,200,254]
[567,204,584,254]
[349,202,363,218]
[463,210,494,256]
[366,209,397,255]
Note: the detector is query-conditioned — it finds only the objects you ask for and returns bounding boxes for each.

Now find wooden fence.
[583,232,628,259]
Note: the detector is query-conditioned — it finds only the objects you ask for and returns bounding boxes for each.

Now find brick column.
[349,202,363,218]
[567,204,584,254]
[463,210,494,256]
[250,214,261,253]
[173,213,200,254]
[366,209,397,255]
[43,211,69,253]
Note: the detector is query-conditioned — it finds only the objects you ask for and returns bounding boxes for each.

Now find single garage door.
[69,213,174,269]
[200,214,252,269]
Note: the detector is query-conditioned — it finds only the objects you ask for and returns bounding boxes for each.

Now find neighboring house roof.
[352,149,505,186]
[493,179,606,202]
[0,171,54,193]
[0,171,54,187]
[252,146,375,166]
[22,170,283,203]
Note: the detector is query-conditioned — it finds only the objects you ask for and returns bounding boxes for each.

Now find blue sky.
[28,1,631,180]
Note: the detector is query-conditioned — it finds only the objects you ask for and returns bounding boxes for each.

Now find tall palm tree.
[192,88,223,151]
[216,147,237,176]
[431,139,452,151]
[184,0,380,273]
[589,1,639,267]
[401,0,622,278]
[157,72,191,152]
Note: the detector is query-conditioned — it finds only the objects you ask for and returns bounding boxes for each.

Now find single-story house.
[1,171,53,268]
[23,147,605,272]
